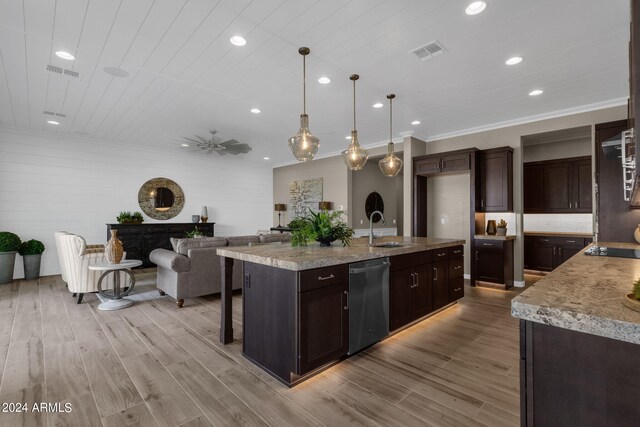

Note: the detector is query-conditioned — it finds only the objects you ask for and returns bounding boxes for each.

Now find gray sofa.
[149,233,291,307]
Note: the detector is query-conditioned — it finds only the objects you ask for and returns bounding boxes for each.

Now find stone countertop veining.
[512,241,640,345]
[475,234,516,241]
[216,236,465,271]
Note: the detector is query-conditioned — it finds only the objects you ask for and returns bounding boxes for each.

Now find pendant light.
[341,74,368,170]
[378,94,403,177]
[289,47,319,162]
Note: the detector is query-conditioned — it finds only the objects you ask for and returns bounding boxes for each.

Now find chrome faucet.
[369,210,386,246]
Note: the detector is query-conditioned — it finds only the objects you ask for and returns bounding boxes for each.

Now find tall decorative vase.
[201,206,209,223]
[105,230,124,264]
[486,220,497,235]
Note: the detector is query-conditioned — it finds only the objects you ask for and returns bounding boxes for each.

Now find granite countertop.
[475,234,516,241]
[512,241,640,345]
[216,236,465,271]
[524,231,593,238]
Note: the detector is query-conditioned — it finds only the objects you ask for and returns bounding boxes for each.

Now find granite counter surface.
[475,234,516,241]
[216,236,465,271]
[512,242,640,345]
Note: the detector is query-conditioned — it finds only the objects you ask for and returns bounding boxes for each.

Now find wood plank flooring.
[0,270,524,426]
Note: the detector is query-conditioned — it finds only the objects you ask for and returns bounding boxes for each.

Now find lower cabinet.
[524,236,592,271]
[431,260,449,311]
[474,239,514,288]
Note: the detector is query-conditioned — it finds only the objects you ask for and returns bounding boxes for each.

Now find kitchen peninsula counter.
[512,242,640,425]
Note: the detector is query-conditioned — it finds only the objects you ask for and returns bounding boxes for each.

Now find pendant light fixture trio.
[378,93,404,177]
[341,74,369,170]
[289,47,320,162]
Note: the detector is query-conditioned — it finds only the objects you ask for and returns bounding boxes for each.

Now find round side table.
[88,260,142,311]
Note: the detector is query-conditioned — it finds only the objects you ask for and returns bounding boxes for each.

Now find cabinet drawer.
[389,251,432,271]
[448,277,464,301]
[449,257,464,278]
[299,265,349,292]
[448,245,464,257]
[475,240,503,250]
[433,248,449,260]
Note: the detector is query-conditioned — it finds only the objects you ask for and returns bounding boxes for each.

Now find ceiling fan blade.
[221,139,240,146]
[225,144,252,155]
[183,137,201,145]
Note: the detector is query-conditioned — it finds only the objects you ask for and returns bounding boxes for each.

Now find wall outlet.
[338,205,344,210]
[393,219,396,224]
[441,217,446,224]
[360,219,363,224]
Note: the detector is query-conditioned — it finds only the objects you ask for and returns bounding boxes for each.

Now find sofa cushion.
[259,234,292,244]
[172,237,228,255]
[226,235,260,246]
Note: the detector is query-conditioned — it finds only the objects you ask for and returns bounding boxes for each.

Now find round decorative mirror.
[138,178,184,220]
[365,191,384,223]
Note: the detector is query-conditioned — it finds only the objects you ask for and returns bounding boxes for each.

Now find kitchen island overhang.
[216,236,466,386]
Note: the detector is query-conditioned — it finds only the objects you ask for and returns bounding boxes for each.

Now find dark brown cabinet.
[414,151,470,175]
[524,235,592,272]
[107,223,215,267]
[474,239,514,288]
[479,147,513,212]
[524,157,592,213]
[431,260,449,311]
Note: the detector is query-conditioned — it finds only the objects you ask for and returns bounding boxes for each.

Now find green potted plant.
[290,208,354,247]
[623,278,640,312]
[116,211,144,224]
[0,232,21,285]
[185,227,205,238]
[19,239,45,280]
[496,219,508,236]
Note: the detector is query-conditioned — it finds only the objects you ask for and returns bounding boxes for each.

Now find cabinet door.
[448,276,464,303]
[412,265,432,318]
[556,245,583,268]
[530,242,555,272]
[524,164,545,213]
[389,268,414,331]
[298,281,349,374]
[476,249,504,283]
[544,162,572,212]
[480,150,513,212]
[430,261,449,311]
[441,153,470,173]
[572,159,592,212]
[415,156,441,175]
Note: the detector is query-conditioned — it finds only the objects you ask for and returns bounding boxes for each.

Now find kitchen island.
[217,236,465,386]
[512,242,640,426]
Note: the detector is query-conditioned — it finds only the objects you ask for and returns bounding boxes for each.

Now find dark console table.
[106,223,215,267]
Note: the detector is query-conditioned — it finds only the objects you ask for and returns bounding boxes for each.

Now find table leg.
[220,256,234,344]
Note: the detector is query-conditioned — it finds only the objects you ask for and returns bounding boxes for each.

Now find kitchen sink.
[371,242,405,248]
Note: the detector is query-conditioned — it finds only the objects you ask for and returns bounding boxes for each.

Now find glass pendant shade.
[342,130,368,170]
[289,114,319,162]
[379,143,403,176]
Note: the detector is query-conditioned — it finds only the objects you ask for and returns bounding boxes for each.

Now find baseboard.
[514,280,525,288]
[463,274,470,280]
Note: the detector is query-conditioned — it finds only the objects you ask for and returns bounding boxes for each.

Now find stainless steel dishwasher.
[348,257,390,355]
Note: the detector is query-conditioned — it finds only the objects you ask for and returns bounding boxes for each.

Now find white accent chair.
[56,233,130,304]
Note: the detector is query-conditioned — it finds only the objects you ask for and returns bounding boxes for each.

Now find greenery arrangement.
[290,208,354,247]
[18,239,45,256]
[0,232,21,252]
[116,211,144,224]
[185,227,204,238]
[633,278,640,300]
[497,219,507,228]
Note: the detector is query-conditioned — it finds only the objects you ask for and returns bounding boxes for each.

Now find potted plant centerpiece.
[0,232,21,285]
[496,219,508,236]
[116,211,144,224]
[19,239,45,280]
[623,278,640,312]
[290,208,354,247]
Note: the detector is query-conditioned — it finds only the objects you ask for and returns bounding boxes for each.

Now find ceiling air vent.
[43,110,67,118]
[410,41,446,61]
[46,64,80,79]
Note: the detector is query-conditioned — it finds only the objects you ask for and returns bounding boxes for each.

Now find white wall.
[0,126,273,278]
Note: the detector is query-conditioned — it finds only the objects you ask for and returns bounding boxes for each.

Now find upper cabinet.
[524,156,592,213]
[414,151,470,175]
[478,147,513,212]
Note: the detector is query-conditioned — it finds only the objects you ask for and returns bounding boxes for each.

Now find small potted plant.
[623,278,640,312]
[0,232,21,285]
[185,227,205,238]
[117,211,144,224]
[496,219,508,236]
[19,239,45,280]
[290,208,354,247]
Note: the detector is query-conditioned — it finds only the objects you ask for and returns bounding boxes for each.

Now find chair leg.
[76,293,84,304]
[72,293,77,297]
[158,289,166,296]
[176,299,184,308]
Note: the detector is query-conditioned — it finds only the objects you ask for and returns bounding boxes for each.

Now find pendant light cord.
[303,54,306,115]
[389,96,393,143]
[353,78,356,130]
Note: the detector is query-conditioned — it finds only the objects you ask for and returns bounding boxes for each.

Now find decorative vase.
[201,206,208,223]
[496,227,507,236]
[316,236,336,247]
[192,215,200,223]
[105,230,124,264]
[23,254,42,280]
[634,224,640,244]
[486,220,497,235]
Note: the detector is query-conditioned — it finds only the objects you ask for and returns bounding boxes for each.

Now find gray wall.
[351,158,403,229]
[523,137,592,162]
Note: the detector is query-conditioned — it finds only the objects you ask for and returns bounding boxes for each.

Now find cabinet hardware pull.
[318,274,335,281]
[483,243,492,246]
[437,253,446,257]
[433,267,438,281]
[343,290,349,310]
[454,266,462,270]
[410,273,415,288]
[454,250,461,254]
[454,287,461,292]
[481,199,485,208]
[415,272,419,287]
[475,251,479,261]
[553,247,556,256]
[566,240,575,243]
[540,239,549,242]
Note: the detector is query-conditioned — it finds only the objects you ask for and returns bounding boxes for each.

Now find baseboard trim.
[463,274,470,280]
[514,280,526,288]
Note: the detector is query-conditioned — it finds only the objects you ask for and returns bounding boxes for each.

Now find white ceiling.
[0,0,631,165]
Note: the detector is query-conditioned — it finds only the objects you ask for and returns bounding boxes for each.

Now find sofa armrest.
[149,249,190,273]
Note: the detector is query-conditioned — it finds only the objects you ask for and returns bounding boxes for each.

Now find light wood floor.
[0,271,524,426]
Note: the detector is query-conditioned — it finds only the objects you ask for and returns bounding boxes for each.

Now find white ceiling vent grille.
[46,64,80,79]
[410,41,446,61]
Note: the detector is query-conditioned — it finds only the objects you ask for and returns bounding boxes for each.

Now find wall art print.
[289,177,323,219]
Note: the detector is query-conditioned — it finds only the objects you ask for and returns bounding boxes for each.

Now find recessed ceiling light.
[104,66,130,77]
[505,56,523,66]
[181,143,189,147]
[318,76,331,84]
[465,1,487,15]
[411,120,421,125]
[372,103,384,108]
[230,36,247,46]
[47,120,60,125]
[250,108,261,114]
[55,50,75,60]
[263,157,270,160]
[529,89,544,96]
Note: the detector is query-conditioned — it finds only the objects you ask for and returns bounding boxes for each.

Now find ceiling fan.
[182,130,252,155]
